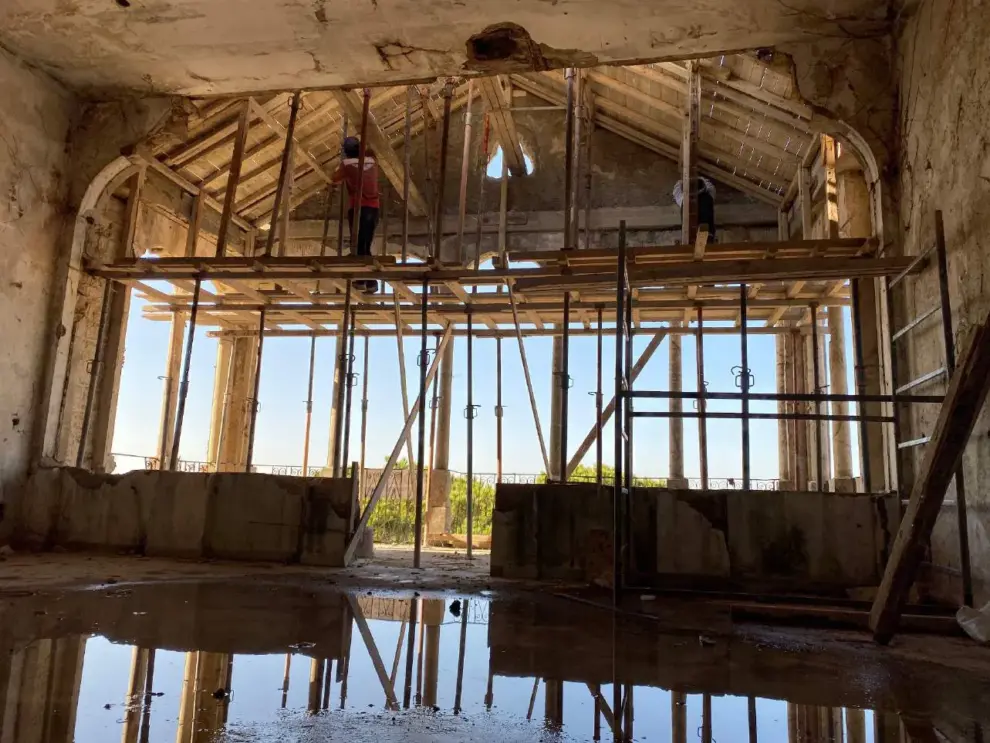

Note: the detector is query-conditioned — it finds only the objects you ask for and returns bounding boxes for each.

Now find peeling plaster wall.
[0,49,76,508]
[894,0,990,606]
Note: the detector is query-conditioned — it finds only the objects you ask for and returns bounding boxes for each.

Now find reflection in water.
[0,582,987,742]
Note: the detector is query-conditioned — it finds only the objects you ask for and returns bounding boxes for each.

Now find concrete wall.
[491,483,898,593]
[6,467,357,566]
[0,49,77,510]
[894,0,990,606]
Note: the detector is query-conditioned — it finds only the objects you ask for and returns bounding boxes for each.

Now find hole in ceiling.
[486,146,535,179]
[469,28,522,62]
[115,0,131,7]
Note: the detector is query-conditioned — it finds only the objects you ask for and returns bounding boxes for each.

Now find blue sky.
[112,288,858,481]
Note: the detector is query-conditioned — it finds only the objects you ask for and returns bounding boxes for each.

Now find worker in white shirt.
[673,176,716,242]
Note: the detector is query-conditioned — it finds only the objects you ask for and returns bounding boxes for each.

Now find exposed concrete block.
[656,492,730,577]
[205,473,304,562]
[8,467,355,566]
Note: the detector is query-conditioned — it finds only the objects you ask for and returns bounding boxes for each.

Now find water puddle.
[0,580,987,742]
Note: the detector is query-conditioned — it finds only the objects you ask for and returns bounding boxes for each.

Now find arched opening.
[486,145,535,179]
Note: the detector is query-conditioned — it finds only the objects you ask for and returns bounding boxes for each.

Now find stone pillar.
[157,311,187,469]
[668,325,687,487]
[176,652,232,743]
[828,305,855,490]
[216,336,259,472]
[790,329,811,490]
[839,169,888,492]
[549,334,563,480]
[0,637,86,743]
[325,323,347,471]
[845,709,866,743]
[427,341,455,535]
[89,283,131,474]
[776,333,793,489]
[206,338,233,471]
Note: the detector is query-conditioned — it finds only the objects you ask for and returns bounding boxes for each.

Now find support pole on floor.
[301,334,317,475]
[851,281,871,492]
[560,291,571,481]
[453,598,469,714]
[613,221,628,605]
[669,321,684,485]
[169,277,202,470]
[741,283,751,490]
[264,92,301,257]
[340,312,357,475]
[393,296,416,465]
[810,303,824,491]
[748,697,758,743]
[359,335,370,483]
[496,335,504,484]
[696,305,709,488]
[332,282,353,476]
[466,308,475,557]
[414,278,431,567]
[564,68,576,251]
[672,692,686,743]
[935,209,973,607]
[244,308,266,472]
[702,693,713,743]
[595,305,604,486]
[402,597,418,708]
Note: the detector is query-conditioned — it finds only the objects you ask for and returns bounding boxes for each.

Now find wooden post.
[681,61,701,245]
[217,103,251,258]
[508,285,552,474]
[456,80,475,265]
[870,318,990,643]
[402,87,413,263]
[393,296,416,465]
[264,92,301,257]
[696,306,709,488]
[359,335,370,484]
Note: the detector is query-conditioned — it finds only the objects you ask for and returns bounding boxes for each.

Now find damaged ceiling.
[0,0,889,95]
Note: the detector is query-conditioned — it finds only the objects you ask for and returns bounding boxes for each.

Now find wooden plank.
[216,103,252,258]
[478,76,527,177]
[870,318,990,643]
[331,90,428,217]
[508,284,551,474]
[249,97,335,186]
[121,165,147,259]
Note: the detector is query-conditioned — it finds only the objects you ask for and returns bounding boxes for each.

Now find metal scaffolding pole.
[596,305,604,487]
[851,280,871,492]
[564,68,576,251]
[341,312,358,476]
[169,277,202,470]
[741,284,750,489]
[359,335,370,483]
[217,103,252,258]
[496,335,504,484]
[696,305,709,488]
[613,220,628,605]
[560,291,571,481]
[402,598,418,708]
[457,80,475,265]
[245,308,266,471]
[332,282,352,476]
[466,308,475,558]
[301,334,317,475]
[811,303,825,492]
[414,277,430,567]
[453,598,469,713]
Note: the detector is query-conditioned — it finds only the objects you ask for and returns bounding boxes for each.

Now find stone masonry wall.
[0,49,77,509]
[895,0,990,605]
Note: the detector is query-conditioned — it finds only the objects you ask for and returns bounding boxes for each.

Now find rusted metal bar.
[697,305,709,488]
[432,82,454,262]
[350,89,372,258]
[264,92,301,257]
[169,277,202,470]
[302,334,316,474]
[741,284,751,489]
[810,303,824,491]
[414,277,430,567]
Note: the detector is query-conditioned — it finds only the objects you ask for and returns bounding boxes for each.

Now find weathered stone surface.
[492,483,897,591]
[7,467,356,566]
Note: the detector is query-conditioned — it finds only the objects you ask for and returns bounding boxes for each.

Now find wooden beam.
[869,318,990,643]
[331,90,429,217]
[508,284,552,474]
[250,97,335,186]
[478,76,527,177]
[216,103,252,258]
[511,75,782,204]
